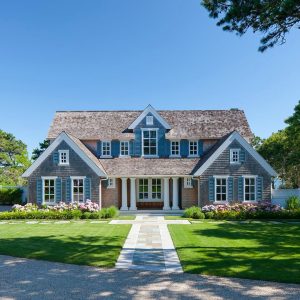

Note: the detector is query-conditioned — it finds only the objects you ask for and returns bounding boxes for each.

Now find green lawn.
[169,222,300,283]
[164,215,187,220]
[0,222,130,267]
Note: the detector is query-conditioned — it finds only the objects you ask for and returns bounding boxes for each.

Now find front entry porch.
[119,177,181,211]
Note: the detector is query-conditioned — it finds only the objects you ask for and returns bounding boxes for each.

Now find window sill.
[119,155,130,158]
[188,155,199,158]
[107,186,116,189]
[43,202,56,206]
[230,162,241,165]
[243,200,257,203]
[142,155,159,158]
[100,155,112,159]
[184,186,193,189]
[213,201,228,204]
[58,163,69,166]
[169,155,181,158]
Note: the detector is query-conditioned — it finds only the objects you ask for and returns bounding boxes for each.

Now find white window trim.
[58,150,69,165]
[119,141,130,157]
[141,128,159,158]
[243,175,257,202]
[188,140,199,158]
[42,176,57,205]
[107,178,116,189]
[101,141,112,158]
[214,175,229,203]
[137,178,163,202]
[70,176,86,203]
[230,148,241,164]
[170,140,181,158]
[184,177,193,189]
[146,115,154,125]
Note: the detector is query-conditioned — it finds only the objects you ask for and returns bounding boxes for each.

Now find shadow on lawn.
[176,222,300,284]
[0,235,123,267]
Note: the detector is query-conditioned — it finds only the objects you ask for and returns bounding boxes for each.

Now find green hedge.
[0,206,119,220]
[0,188,22,205]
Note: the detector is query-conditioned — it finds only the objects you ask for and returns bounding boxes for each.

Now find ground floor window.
[138,178,162,201]
[43,178,56,203]
[244,177,256,201]
[215,177,227,201]
[72,178,85,202]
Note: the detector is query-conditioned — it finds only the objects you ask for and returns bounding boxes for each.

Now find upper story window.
[120,141,129,156]
[58,150,69,165]
[244,177,256,201]
[146,115,154,125]
[170,141,180,157]
[230,149,240,164]
[142,129,158,157]
[189,140,198,157]
[215,177,227,202]
[184,177,193,188]
[102,141,111,157]
[107,178,116,188]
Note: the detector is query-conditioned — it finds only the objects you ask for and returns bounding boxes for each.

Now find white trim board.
[194,131,277,177]
[22,132,107,177]
[128,105,171,130]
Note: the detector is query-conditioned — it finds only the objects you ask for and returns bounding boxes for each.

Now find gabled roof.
[22,132,107,177]
[193,131,277,177]
[127,105,171,130]
[48,108,253,141]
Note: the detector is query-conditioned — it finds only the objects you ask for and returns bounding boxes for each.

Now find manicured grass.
[0,222,130,267]
[169,222,300,283]
[115,215,136,220]
[164,215,186,220]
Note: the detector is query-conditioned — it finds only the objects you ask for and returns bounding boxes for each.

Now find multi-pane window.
[215,178,227,201]
[184,177,193,188]
[142,129,157,156]
[152,179,162,199]
[189,141,198,156]
[72,178,84,202]
[102,141,111,156]
[43,178,56,203]
[146,116,154,125]
[230,149,240,164]
[139,179,149,200]
[244,177,256,201]
[171,141,180,156]
[120,141,129,156]
[107,178,116,188]
[59,150,69,165]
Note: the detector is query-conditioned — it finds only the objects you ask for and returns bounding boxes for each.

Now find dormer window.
[170,141,180,157]
[189,140,198,157]
[230,149,240,164]
[102,141,111,157]
[142,129,158,157]
[58,150,69,165]
[120,141,129,157]
[146,116,154,125]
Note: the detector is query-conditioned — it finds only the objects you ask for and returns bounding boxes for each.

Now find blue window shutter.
[180,140,189,157]
[96,141,101,157]
[53,152,59,164]
[36,179,43,205]
[66,177,72,203]
[238,177,244,201]
[84,177,91,200]
[208,177,215,201]
[55,177,62,202]
[111,140,119,157]
[240,148,246,163]
[129,140,134,156]
[198,140,203,157]
[227,176,234,201]
[256,176,263,201]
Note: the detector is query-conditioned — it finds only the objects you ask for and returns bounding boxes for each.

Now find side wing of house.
[22,132,106,205]
[194,131,277,206]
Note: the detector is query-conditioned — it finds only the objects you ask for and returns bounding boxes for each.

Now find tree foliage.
[32,139,50,161]
[202,0,300,52]
[0,129,30,186]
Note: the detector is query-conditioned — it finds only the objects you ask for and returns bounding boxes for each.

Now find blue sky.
[0,0,299,155]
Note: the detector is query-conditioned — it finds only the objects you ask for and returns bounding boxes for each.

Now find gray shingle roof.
[99,157,199,176]
[48,109,253,140]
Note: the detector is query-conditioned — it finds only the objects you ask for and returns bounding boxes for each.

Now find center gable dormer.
[127,105,171,130]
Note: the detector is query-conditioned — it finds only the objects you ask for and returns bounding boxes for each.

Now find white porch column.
[121,177,128,211]
[163,177,170,210]
[172,177,179,210]
[129,178,137,211]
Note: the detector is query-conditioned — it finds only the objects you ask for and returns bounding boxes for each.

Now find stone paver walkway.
[112,215,189,272]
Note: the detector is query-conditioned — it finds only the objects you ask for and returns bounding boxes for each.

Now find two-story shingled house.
[22,105,277,211]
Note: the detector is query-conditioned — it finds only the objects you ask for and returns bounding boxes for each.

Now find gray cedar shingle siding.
[28,141,100,204]
[199,140,272,206]
[48,110,253,141]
